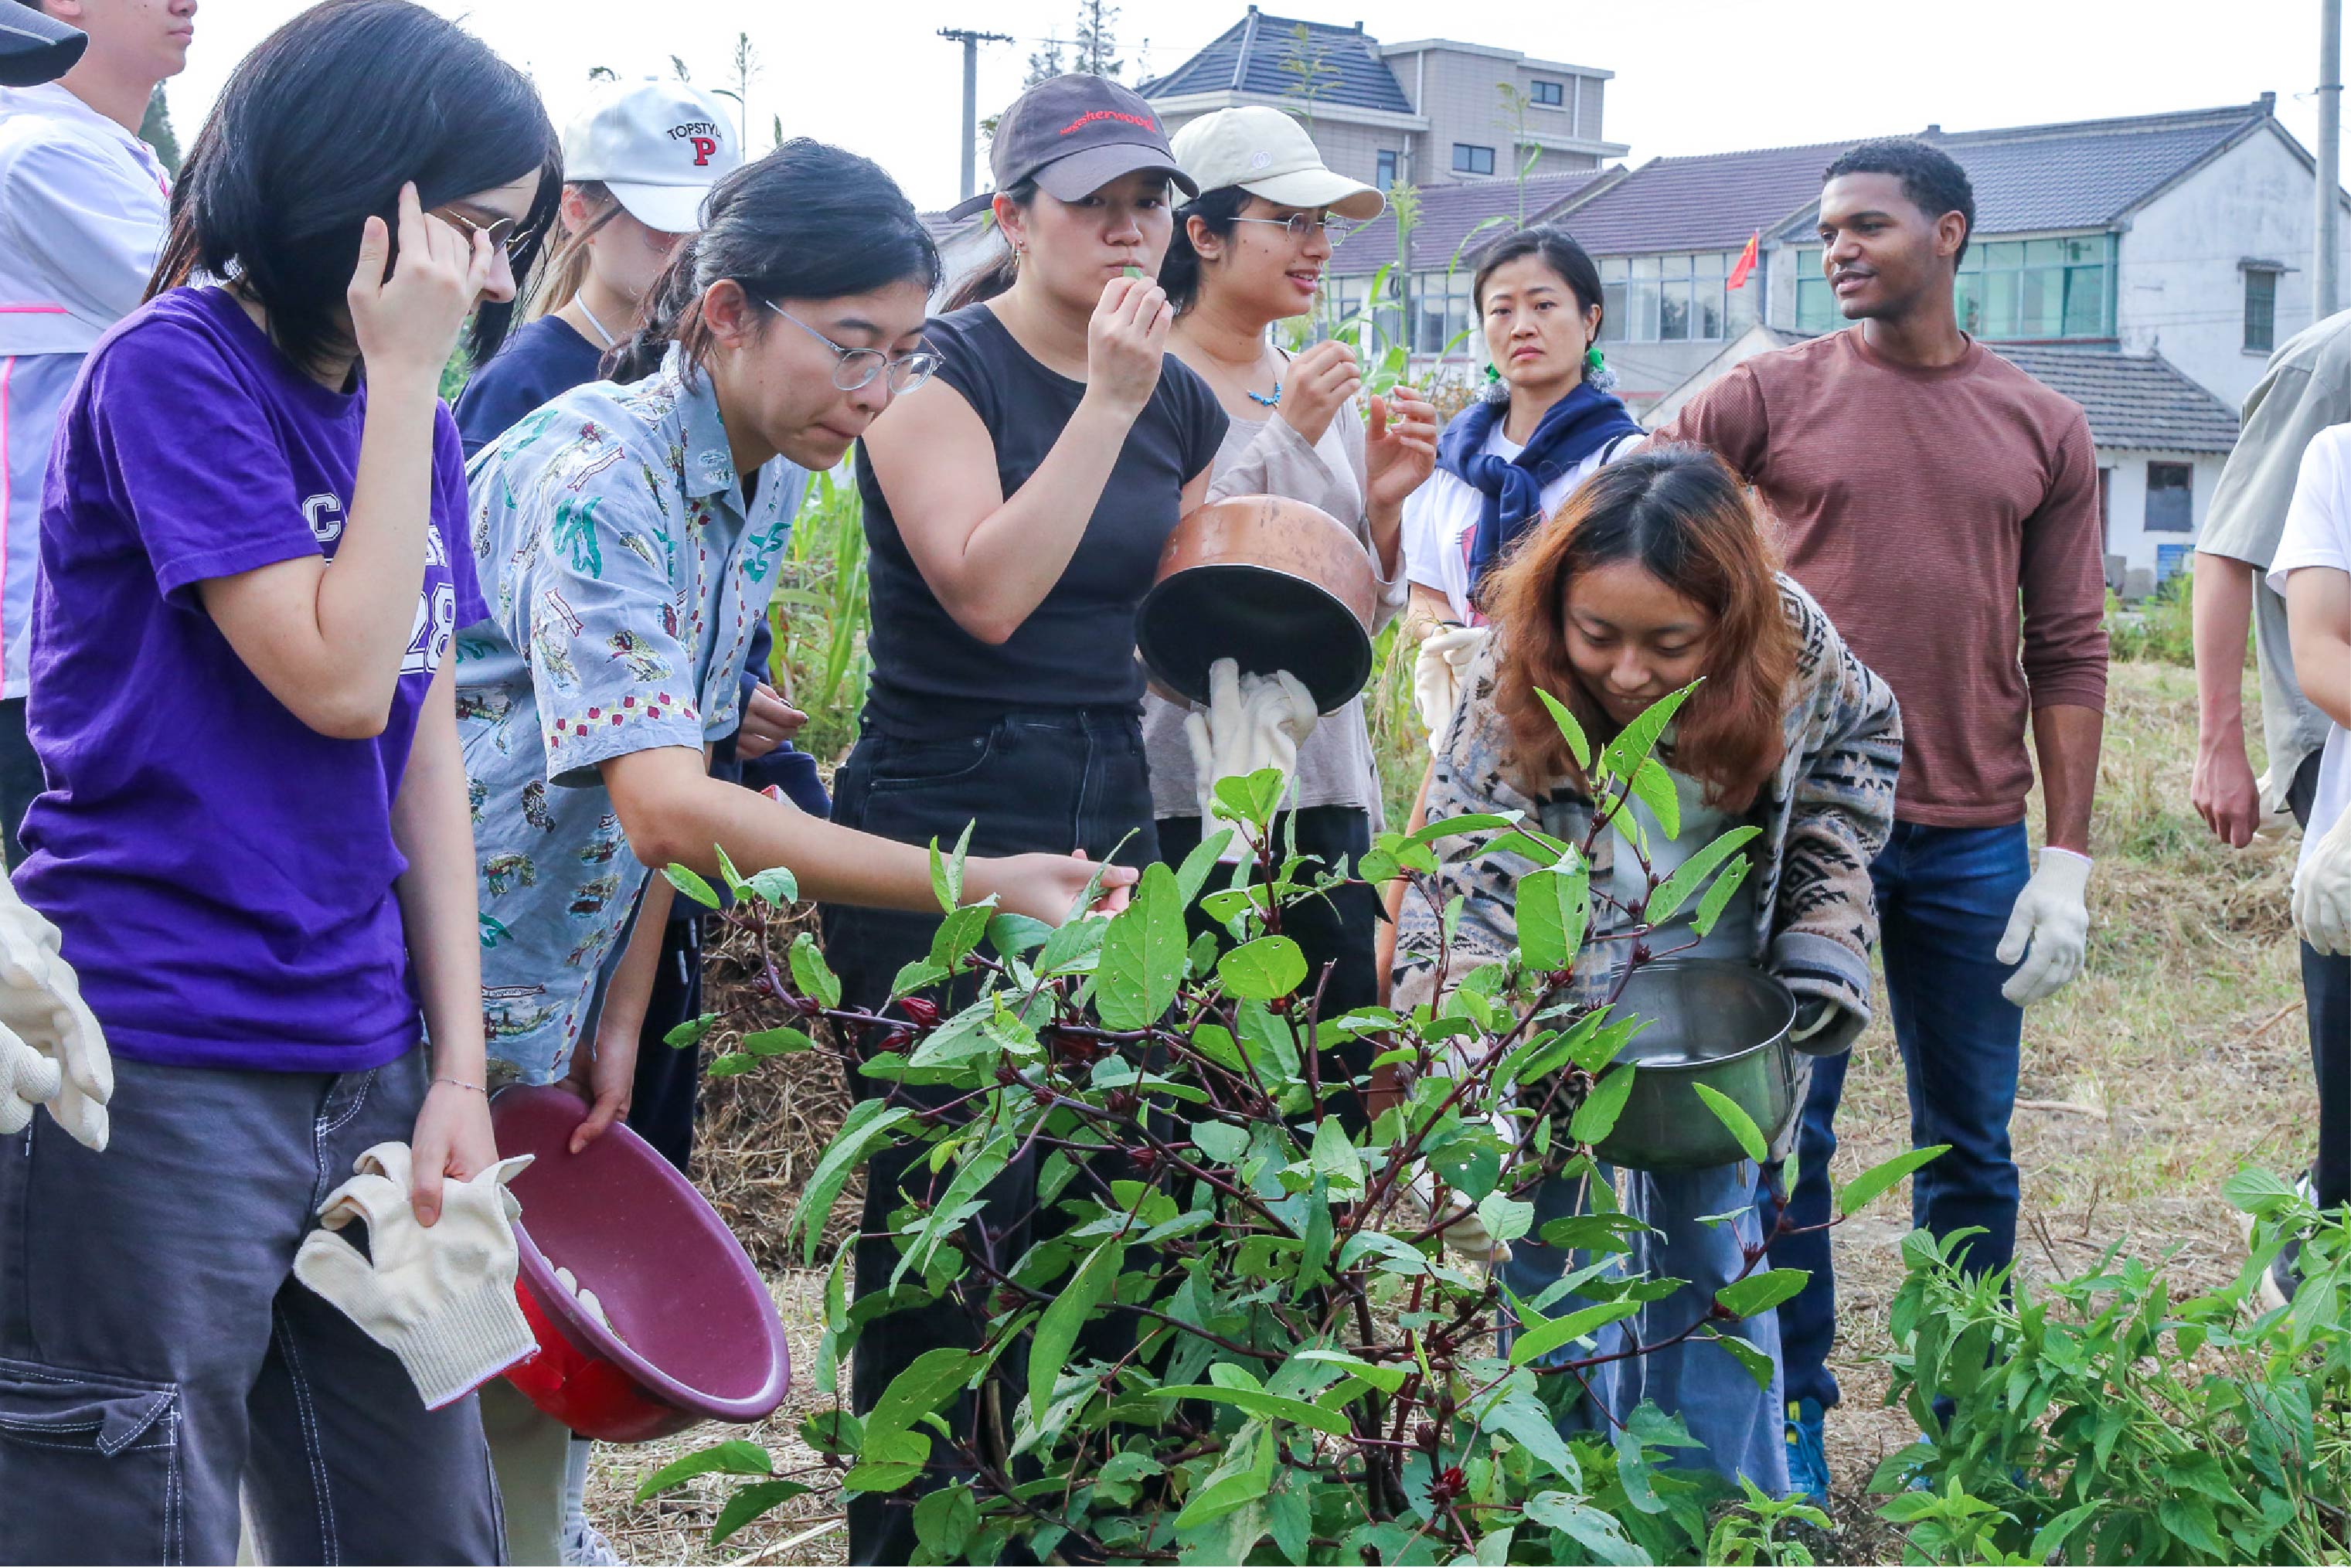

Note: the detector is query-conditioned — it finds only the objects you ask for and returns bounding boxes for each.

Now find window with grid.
[1410,269,1477,355]
[1530,80,1563,106]
[2244,267,2279,354]
[1595,251,1752,343]
[1375,150,1398,192]
[2145,462,2195,532]
[1790,233,2115,339]
[1452,144,1495,175]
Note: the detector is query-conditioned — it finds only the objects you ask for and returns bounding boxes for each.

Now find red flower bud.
[900,996,941,1028]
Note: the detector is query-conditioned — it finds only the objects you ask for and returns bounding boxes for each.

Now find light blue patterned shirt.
[457,349,805,1081]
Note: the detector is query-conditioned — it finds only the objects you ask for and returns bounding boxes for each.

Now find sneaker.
[561,1520,623,1566]
[1785,1397,1829,1507]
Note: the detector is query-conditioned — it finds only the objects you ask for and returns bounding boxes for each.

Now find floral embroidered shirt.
[456,349,805,1081]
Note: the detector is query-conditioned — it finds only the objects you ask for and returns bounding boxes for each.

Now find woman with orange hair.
[1392,444,1902,1490]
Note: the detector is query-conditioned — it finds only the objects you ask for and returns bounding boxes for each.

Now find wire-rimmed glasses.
[766,301,941,395]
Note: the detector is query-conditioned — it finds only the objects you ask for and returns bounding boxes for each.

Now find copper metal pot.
[1135,494,1379,715]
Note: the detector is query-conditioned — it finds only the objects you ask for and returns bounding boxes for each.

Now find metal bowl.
[1135,495,1378,716]
[1586,960,1805,1174]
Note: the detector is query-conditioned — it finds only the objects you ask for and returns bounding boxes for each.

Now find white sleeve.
[0,138,165,327]
[2270,431,2351,591]
[1403,474,1472,613]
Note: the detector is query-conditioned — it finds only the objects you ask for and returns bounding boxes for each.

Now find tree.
[138,85,180,177]
[1071,0,1122,79]
[1277,23,1339,133]
[1023,30,1066,87]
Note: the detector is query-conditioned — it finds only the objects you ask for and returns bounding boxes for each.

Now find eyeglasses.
[438,208,523,254]
[765,301,941,395]
[1230,213,1353,245]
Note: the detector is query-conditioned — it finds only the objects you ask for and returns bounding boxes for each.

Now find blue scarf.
[1439,381,1644,594]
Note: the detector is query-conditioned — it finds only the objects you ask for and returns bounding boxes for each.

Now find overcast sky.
[166,0,2341,215]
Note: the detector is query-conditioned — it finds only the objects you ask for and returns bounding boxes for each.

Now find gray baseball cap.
[0,4,86,88]
[946,74,1196,221]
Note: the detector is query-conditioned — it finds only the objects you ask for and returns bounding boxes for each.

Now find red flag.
[1727,230,1761,290]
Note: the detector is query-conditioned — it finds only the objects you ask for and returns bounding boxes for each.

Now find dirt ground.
[583,661,2315,1565]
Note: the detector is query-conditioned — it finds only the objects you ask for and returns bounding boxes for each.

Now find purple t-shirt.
[15,285,485,1072]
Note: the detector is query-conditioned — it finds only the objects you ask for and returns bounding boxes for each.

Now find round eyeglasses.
[437,208,523,254]
[1230,213,1354,245]
[766,301,942,394]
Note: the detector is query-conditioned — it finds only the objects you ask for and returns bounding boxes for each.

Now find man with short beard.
[0,0,193,862]
[1655,138,2109,1502]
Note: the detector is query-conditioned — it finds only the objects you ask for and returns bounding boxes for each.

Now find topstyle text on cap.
[1060,109,1159,136]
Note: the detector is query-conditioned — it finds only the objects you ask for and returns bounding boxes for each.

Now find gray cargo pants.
[0,1048,505,1565]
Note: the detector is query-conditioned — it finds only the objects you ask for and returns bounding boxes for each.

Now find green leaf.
[1410,811,1523,843]
[1837,1144,1951,1217]
[1713,1267,1807,1319]
[662,862,720,909]
[1190,1121,1250,1162]
[1569,1064,1638,1144]
[928,822,972,913]
[712,844,750,897]
[1532,686,1591,769]
[1517,855,1590,971]
[794,1101,910,1263]
[1690,855,1752,939]
[1702,1328,1778,1390]
[740,1025,814,1056]
[788,931,840,1010]
[1478,1191,1535,1245]
[1642,826,1760,925]
[633,1438,772,1501]
[927,902,995,968]
[1095,862,1182,1029]
[744,865,798,906]
[1625,759,1681,842]
[898,1131,1012,1284]
[911,1485,978,1559]
[1034,917,1107,975]
[985,911,1051,959]
[1218,936,1308,1000]
[1524,1492,1643,1564]
[2029,1502,2103,1563]
[889,959,951,999]
[706,1052,757,1077]
[1028,1240,1119,1423]
[1173,1424,1275,1529]
[1509,1298,1642,1365]
[866,1345,982,1446]
[1150,1385,1353,1437]
[663,1012,718,1049]
[711,1479,811,1545]
[1693,1083,1768,1165]
[1295,1349,1407,1394]
[1309,1114,1362,1192]
[1211,767,1288,830]
[1597,682,1695,781]
[1174,827,1234,906]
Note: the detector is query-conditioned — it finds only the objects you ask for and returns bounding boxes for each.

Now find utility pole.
[939,28,1013,203]
[2321,0,2342,318]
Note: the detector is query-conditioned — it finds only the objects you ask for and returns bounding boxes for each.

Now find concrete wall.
[2098,447,2227,592]
[1397,46,1608,183]
[2118,125,2351,409]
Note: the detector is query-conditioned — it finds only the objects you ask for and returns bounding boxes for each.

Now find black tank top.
[854,302,1227,737]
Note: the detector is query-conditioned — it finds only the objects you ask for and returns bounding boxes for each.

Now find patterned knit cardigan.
[1392,575,1904,1056]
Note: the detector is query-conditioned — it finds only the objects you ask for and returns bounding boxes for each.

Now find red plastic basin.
[490,1085,791,1443]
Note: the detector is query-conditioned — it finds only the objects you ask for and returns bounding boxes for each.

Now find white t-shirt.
[2270,425,2351,883]
[1401,420,1643,621]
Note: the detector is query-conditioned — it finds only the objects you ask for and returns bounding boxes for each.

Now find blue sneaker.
[1785,1397,1829,1506]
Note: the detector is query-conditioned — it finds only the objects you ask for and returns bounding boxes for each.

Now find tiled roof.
[1992,344,2240,453]
[1138,11,1414,115]
[1546,141,1851,257]
[1328,170,1611,276]
[1771,102,2273,241]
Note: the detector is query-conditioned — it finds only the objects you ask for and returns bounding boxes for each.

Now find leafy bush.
[641,687,1938,1562]
[1870,1174,2351,1564]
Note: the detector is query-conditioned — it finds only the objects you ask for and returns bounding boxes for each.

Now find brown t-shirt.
[1654,329,2108,828]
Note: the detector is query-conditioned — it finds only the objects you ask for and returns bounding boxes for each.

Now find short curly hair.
[1823,138,1975,266]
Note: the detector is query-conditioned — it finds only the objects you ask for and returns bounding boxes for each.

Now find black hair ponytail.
[940,180,1037,313]
[605,138,941,385]
[1158,185,1250,313]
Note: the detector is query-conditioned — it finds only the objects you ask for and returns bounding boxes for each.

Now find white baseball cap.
[1171,106,1383,220]
[563,78,743,235]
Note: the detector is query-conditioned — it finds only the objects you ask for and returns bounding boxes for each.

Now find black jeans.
[1158,804,1380,1128]
[0,697,41,870]
[628,914,704,1175]
[823,708,1156,1566]
[2288,752,2351,1212]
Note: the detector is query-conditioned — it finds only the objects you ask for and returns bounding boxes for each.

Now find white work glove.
[1184,658,1318,858]
[1414,624,1486,756]
[1995,847,2092,1007]
[0,876,109,1151]
[2294,810,2351,956]
[294,1141,539,1410]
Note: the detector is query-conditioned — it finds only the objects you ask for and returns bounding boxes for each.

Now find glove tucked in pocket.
[293,1141,538,1410]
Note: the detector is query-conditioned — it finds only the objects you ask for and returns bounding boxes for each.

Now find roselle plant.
[638,688,1939,1563]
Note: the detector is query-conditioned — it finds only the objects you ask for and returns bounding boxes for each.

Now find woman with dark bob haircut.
[1393,445,1903,1492]
[0,2,557,1560]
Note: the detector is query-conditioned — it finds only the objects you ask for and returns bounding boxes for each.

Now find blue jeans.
[1506,1162,1788,1495]
[1763,821,2030,1410]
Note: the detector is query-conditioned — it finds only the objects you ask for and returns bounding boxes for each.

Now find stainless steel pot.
[1587,960,1805,1174]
